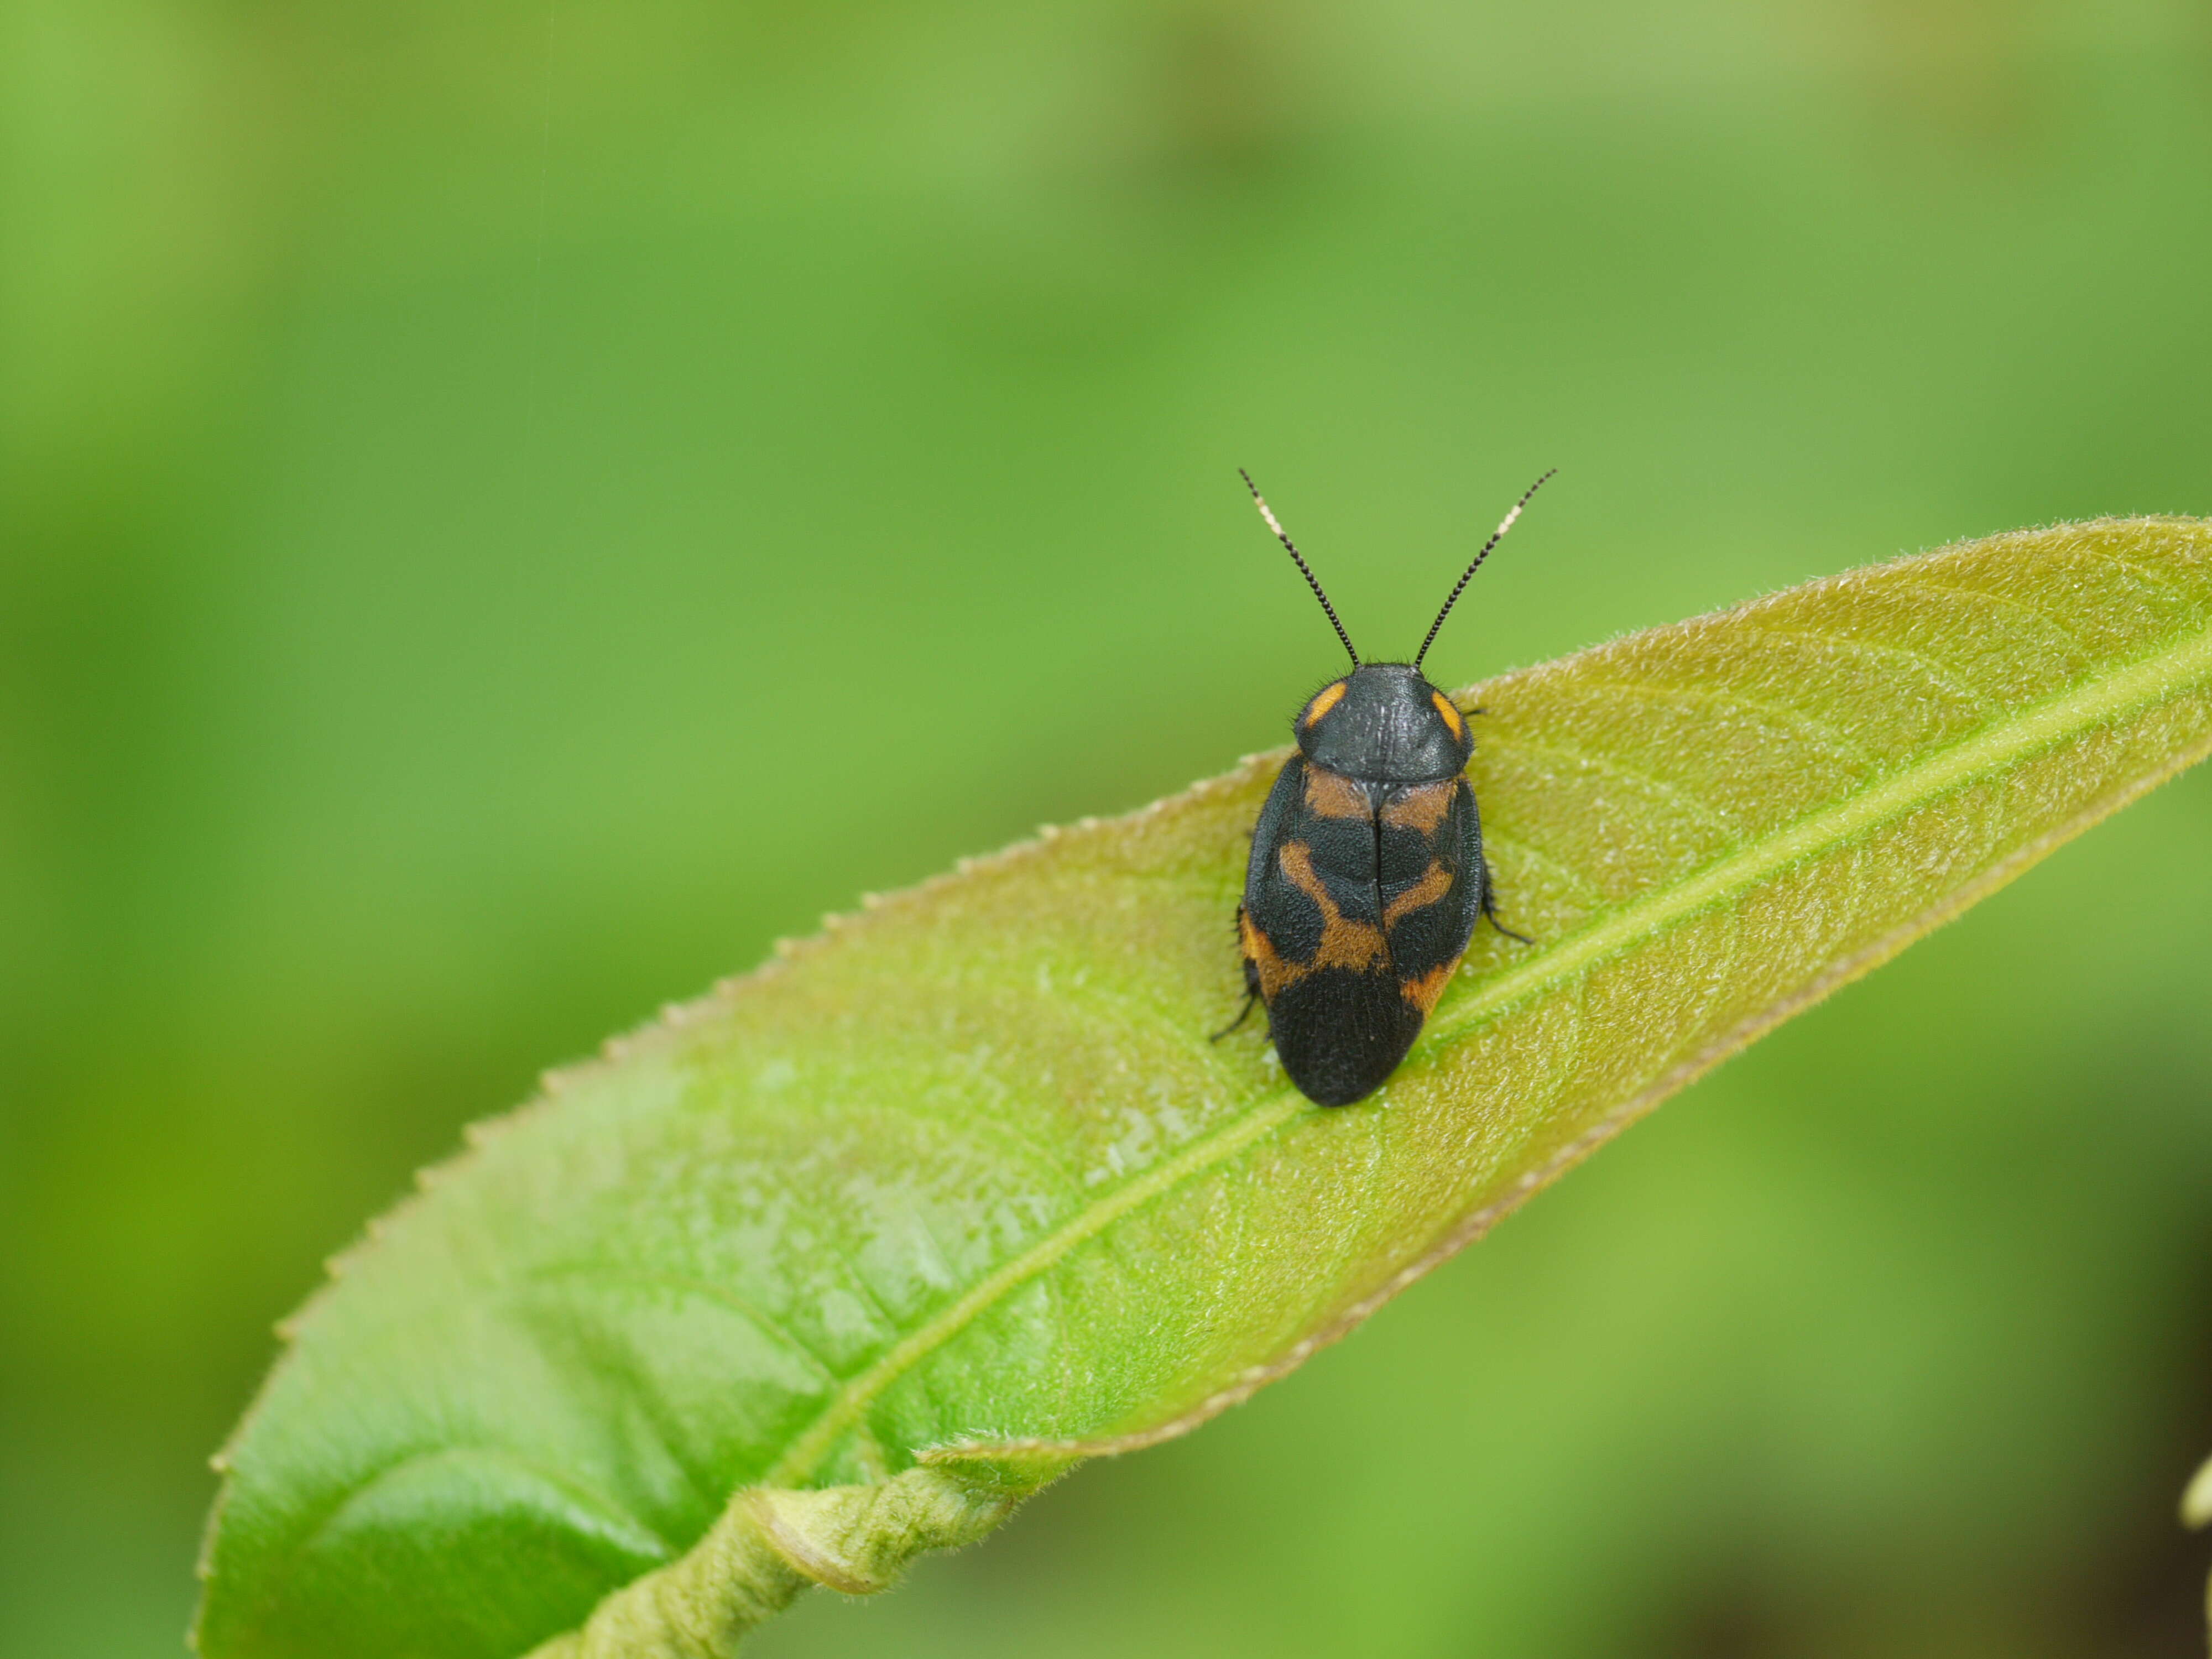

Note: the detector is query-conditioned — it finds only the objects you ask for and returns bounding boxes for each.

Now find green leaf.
[197,518,2212,1659]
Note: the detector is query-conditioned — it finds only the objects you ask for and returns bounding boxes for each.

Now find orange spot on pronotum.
[1431,691,1465,742]
[1302,681,1349,727]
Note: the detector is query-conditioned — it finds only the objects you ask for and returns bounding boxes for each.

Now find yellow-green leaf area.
[196,519,2212,1659]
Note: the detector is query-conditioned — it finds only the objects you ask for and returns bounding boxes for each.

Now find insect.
[1224,467,1554,1106]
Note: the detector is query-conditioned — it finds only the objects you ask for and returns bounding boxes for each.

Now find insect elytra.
[1224,467,1554,1106]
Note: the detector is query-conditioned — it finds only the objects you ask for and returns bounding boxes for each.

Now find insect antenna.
[1240,468,1359,669]
[1413,468,1557,669]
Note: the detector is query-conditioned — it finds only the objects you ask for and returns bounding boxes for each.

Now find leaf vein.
[1891,573,2096,657]
[1573,673,1876,765]
[527,1265,846,1389]
[1737,622,1992,712]
[1476,731,1735,832]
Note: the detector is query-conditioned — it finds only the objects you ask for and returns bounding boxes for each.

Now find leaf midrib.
[1434,615,2211,1039]
[761,612,2212,1489]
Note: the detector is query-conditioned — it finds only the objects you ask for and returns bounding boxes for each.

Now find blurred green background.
[7,0,2212,1653]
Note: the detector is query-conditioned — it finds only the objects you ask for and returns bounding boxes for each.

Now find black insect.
[1224,467,1554,1106]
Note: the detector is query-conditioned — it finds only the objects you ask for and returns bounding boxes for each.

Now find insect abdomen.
[1267,966,1427,1107]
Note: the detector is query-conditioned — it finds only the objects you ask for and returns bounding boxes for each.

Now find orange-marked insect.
[1222,467,1553,1105]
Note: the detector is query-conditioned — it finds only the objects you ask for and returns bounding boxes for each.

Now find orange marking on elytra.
[1278,841,1386,973]
[1383,860,1453,928]
[1302,766,1371,820]
[1380,781,1454,834]
[1241,908,1305,999]
[1302,681,1348,727]
[1400,957,1459,1014]
[1431,691,1465,742]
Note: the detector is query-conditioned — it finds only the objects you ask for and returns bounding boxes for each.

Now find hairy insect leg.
[1211,988,1260,1042]
[1213,938,1263,1041]
[1479,856,1534,945]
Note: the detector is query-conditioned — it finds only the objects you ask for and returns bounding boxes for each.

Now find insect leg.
[1213,912,1264,1041]
[1211,987,1261,1042]
[1479,855,1534,945]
